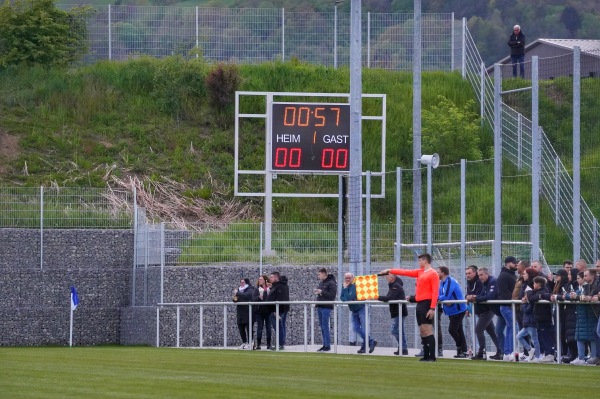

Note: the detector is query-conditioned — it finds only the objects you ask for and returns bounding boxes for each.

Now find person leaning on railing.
[568,270,598,365]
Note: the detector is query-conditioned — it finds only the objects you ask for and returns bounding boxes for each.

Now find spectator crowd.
[230,257,600,365]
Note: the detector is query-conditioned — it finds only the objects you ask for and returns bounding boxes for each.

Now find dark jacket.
[466,276,483,314]
[552,281,577,342]
[519,283,536,328]
[474,275,498,315]
[526,286,552,324]
[340,283,364,312]
[252,285,271,315]
[508,31,526,56]
[316,274,337,309]
[573,283,599,341]
[497,267,517,300]
[233,284,255,324]
[378,276,408,318]
[438,276,467,316]
[267,278,290,314]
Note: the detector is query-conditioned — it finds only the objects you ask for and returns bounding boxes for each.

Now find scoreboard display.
[270,102,351,173]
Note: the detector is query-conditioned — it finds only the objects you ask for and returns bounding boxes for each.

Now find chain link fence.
[59,5,462,71]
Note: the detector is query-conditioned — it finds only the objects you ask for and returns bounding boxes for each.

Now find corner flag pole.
[69,286,79,347]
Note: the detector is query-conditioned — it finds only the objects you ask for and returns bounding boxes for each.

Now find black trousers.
[448,311,467,352]
[475,310,499,352]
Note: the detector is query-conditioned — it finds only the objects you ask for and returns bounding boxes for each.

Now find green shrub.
[0,0,93,68]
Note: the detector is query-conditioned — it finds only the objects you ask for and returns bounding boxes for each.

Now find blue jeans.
[511,54,525,78]
[391,315,408,350]
[351,307,375,348]
[317,307,332,347]
[495,306,514,355]
[517,326,540,356]
[270,311,287,346]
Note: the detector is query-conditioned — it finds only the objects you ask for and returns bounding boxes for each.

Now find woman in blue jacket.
[437,266,469,358]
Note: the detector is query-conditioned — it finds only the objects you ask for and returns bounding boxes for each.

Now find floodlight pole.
[348,0,363,276]
[420,154,439,255]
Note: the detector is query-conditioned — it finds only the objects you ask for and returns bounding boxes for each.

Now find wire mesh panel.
[0,187,41,228]
[285,12,336,65]
[198,8,282,63]
[110,5,196,59]
[0,187,132,228]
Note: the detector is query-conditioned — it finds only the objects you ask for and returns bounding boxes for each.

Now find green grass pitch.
[1,347,597,398]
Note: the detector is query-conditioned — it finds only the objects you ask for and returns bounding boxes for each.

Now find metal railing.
[158,297,592,365]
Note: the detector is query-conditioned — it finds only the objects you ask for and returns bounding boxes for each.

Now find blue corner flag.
[70,286,79,311]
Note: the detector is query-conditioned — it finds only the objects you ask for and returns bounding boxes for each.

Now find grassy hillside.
[0,57,597,263]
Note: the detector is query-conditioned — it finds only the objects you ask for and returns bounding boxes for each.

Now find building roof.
[492,38,600,67]
[532,38,600,54]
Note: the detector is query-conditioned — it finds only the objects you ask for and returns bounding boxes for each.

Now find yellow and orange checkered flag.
[354,274,379,300]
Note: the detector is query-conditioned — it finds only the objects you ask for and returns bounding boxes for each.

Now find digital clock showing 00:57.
[270,102,351,173]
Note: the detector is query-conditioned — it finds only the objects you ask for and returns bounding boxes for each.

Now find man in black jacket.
[466,266,501,360]
[267,271,289,350]
[378,274,408,355]
[496,256,518,361]
[508,24,526,78]
[315,268,337,352]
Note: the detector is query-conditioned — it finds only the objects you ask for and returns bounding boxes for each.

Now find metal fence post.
[480,62,485,125]
[108,4,112,61]
[554,157,560,225]
[40,185,43,270]
[461,17,466,78]
[366,171,371,273]
[156,307,160,348]
[195,6,199,58]
[367,12,371,69]
[573,46,581,261]
[281,8,285,61]
[451,13,454,71]
[493,64,502,273]
[160,222,165,304]
[132,185,137,306]
[334,5,338,68]
[531,56,540,261]
[396,167,402,267]
[460,160,466,276]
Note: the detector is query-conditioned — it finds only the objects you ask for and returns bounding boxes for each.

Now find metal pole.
[594,219,598,262]
[223,307,228,348]
[40,186,43,270]
[451,13,454,71]
[426,163,432,255]
[493,64,502,274]
[259,222,263,275]
[160,222,165,304]
[264,94,274,254]
[366,171,371,274]
[176,306,180,348]
[396,167,402,267]
[334,5,338,68]
[412,0,423,249]
[132,185,137,306]
[281,8,285,62]
[460,159,466,274]
[367,12,371,69]
[349,0,363,277]
[195,6,199,58]
[108,4,112,61]
[555,157,560,225]
[517,114,522,170]
[461,17,466,78]
[531,56,540,261]
[156,307,160,348]
[304,305,308,352]
[338,176,344,334]
[573,46,581,261]
[200,306,204,348]
[480,62,485,124]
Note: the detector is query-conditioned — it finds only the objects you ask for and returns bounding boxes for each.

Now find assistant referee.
[380,253,439,361]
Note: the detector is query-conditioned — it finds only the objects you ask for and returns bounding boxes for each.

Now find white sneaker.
[503,354,515,362]
[585,357,598,365]
[238,343,247,349]
[527,348,536,361]
[540,354,555,363]
[530,356,541,363]
[571,358,586,366]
